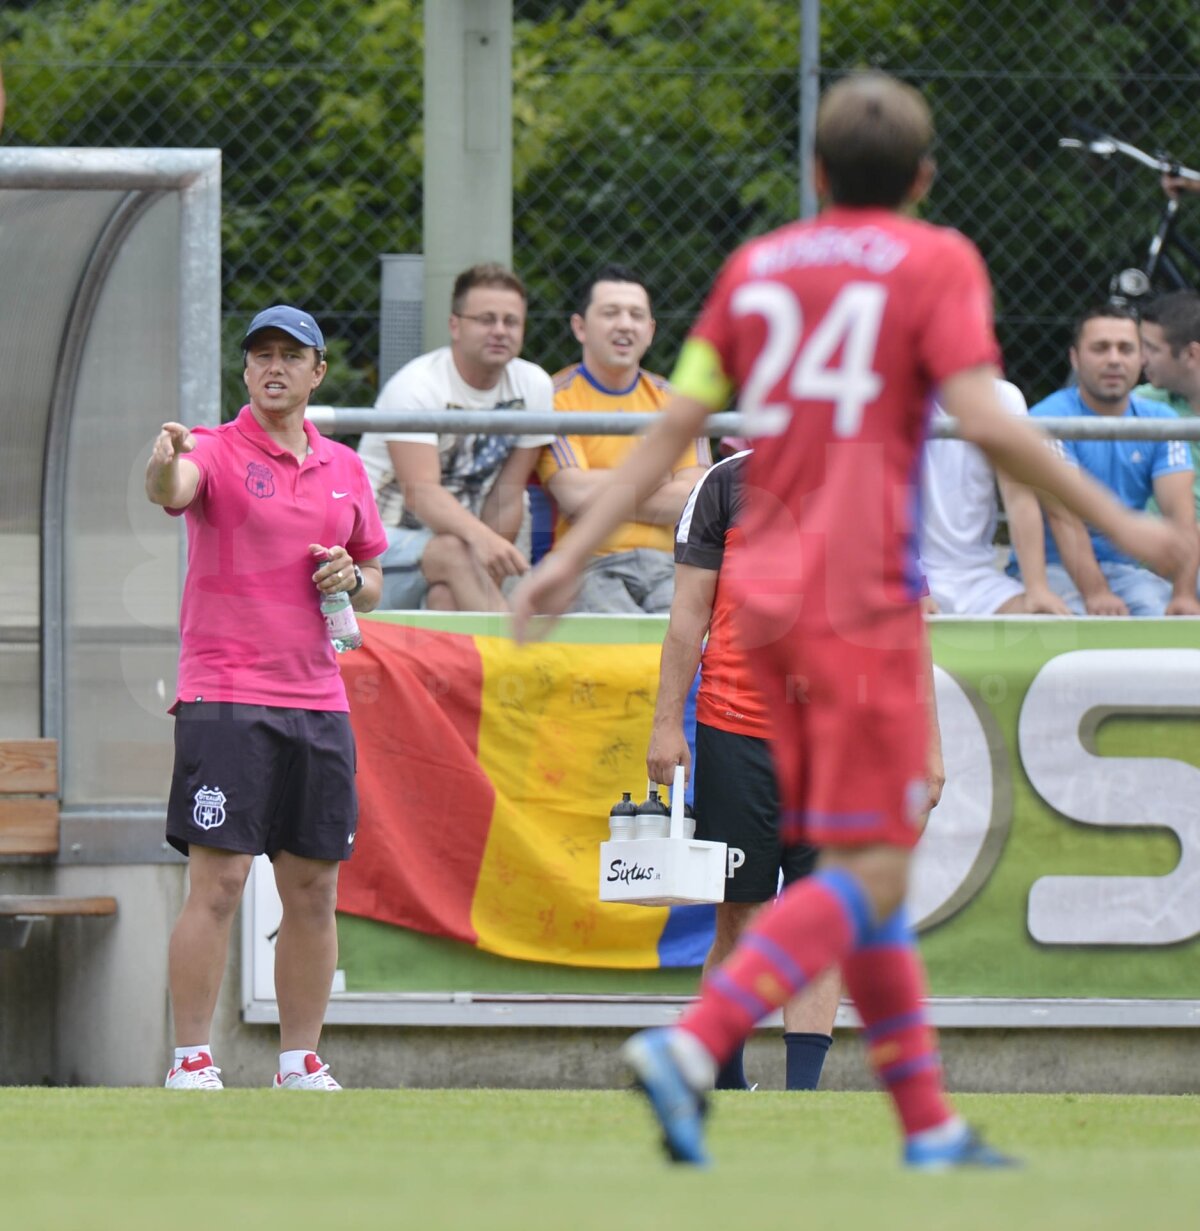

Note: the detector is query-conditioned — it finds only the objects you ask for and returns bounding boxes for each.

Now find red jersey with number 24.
[686,207,1000,634]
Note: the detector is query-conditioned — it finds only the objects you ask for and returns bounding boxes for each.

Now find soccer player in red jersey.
[512,72,1186,1168]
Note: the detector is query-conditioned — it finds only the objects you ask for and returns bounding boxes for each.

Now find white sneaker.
[273,1053,342,1090]
[165,1052,223,1090]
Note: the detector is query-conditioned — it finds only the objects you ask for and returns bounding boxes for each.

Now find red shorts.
[738,603,930,850]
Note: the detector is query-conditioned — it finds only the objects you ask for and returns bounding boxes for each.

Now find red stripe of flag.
[336,622,493,944]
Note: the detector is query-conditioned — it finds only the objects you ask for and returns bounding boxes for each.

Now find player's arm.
[646,564,717,787]
[391,440,527,583]
[1152,469,1200,613]
[145,422,200,509]
[939,366,1188,589]
[996,473,1071,615]
[480,445,543,544]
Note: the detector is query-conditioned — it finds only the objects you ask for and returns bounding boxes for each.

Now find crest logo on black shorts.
[245,462,275,499]
[193,785,227,830]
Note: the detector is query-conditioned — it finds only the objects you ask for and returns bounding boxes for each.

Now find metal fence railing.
[305,408,1200,442]
[3,1,1198,417]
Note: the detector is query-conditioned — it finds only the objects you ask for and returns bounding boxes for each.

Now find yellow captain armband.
[670,338,734,412]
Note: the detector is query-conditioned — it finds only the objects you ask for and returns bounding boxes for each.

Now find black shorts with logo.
[166,702,358,862]
[693,720,817,903]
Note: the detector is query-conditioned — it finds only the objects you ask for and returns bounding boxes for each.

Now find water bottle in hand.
[319,557,362,652]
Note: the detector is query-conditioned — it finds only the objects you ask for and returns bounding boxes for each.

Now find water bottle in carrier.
[635,787,670,840]
[608,792,637,841]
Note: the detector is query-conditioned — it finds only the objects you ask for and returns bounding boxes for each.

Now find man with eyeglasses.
[358,263,554,610]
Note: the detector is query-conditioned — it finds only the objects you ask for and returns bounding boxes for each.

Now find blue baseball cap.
[242,305,326,351]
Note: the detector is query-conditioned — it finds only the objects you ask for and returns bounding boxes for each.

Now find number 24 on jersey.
[732,281,886,438]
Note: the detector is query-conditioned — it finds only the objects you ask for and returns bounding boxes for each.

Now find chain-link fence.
[3,0,1198,413]
[1,0,425,412]
[826,0,1200,402]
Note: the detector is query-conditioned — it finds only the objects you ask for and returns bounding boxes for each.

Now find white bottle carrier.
[598,766,727,907]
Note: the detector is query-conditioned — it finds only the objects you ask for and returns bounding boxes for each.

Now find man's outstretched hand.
[1114,513,1191,584]
[509,551,584,644]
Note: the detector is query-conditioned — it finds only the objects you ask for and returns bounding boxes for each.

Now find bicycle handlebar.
[1058,128,1200,185]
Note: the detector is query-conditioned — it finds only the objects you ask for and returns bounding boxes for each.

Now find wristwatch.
[347,563,365,598]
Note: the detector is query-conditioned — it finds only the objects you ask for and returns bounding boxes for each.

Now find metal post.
[799,0,820,219]
[422,0,514,350]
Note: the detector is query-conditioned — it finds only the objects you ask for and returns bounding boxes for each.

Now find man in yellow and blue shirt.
[537,265,711,612]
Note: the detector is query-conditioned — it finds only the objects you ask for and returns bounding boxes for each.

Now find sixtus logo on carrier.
[192,786,227,831]
[605,859,660,885]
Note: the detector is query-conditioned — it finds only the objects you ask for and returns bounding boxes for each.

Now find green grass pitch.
[1,1088,1197,1230]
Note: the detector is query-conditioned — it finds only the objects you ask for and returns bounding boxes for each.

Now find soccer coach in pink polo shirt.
[146,305,388,1092]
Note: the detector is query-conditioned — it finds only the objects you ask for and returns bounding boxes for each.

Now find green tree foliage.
[512,0,803,376]
[819,0,1200,396]
[4,0,1200,408]
[2,0,423,412]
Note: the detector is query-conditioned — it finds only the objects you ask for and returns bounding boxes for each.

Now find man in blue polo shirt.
[1021,304,1200,616]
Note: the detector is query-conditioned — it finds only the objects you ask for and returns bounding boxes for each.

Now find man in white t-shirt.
[358,264,554,610]
[920,379,1070,615]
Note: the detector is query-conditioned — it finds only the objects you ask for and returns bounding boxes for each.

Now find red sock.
[840,934,952,1136]
[680,872,864,1064]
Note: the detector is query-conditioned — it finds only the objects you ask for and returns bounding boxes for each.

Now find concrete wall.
[0,863,182,1087]
[53,864,184,1087]
[3,867,1198,1094]
[216,1021,1200,1097]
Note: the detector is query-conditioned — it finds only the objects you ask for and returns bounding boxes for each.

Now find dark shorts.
[166,702,358,862]
[693,720,818,903]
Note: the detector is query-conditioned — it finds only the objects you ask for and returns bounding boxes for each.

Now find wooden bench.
[0,739,117,949]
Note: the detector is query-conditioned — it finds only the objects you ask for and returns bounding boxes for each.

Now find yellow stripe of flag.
[470,634,671,968]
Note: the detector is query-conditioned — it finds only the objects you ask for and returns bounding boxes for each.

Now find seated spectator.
[922,379,1070,615]
[1136,290,1200,517]
[536,266,711,613]
[357,264,553,610]
[1021,305,1200,616]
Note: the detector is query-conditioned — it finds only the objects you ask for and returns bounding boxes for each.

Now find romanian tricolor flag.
[336,614,713,968]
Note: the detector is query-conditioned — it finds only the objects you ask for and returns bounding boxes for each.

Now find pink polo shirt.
[167,405,389,711]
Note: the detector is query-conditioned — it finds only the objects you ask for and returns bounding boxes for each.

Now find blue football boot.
[904,1124,1021,1171]
[621,1028,711,1167]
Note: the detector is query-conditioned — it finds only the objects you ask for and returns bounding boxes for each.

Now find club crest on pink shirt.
[245,462,275,499]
